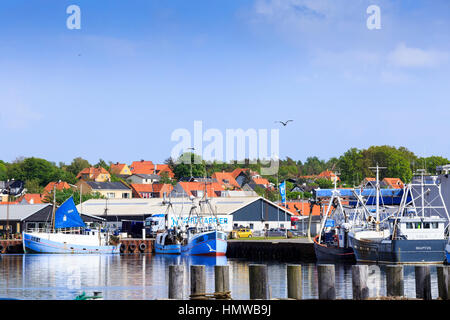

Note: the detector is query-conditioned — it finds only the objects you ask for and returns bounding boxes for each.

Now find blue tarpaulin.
[314,188,411,206]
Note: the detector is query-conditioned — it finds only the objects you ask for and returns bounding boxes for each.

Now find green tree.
[43,189,105,206]
[315,178,334,189]
[0,161,7,181]
[362,146,413,183]
[66,157,91,177]
[7,157,59,186]
[417,156,450,175]
[337,148,364,186]
[301,157,326,175]
[25,179,43,194]
[172,153,206,179]
[95,159,109,171]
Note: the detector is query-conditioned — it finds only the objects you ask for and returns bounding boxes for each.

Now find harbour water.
[0,254,441,300]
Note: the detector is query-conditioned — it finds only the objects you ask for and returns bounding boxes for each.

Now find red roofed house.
[211,171,241,190]
[362,177,376,188]
[110,163,132,176]
[19,194,43,204]
[130,183,174,199]
[317,170,340,183]
[230,168,261,187]
[381,178,404,189]
[44,181,72,194]
[282,201,326,216]
[130,160,174,178]
[248,176,272,191]
[170,181,226,198]
[76,167,111,182]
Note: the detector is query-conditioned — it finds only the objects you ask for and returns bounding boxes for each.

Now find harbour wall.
[0,238,316,262]
[226,239,316,262]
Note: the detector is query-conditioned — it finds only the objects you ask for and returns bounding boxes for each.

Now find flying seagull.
[275,120,293,126]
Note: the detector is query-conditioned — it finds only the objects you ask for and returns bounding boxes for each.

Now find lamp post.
[68,183,83,214]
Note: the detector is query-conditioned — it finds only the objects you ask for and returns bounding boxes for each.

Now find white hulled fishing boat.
[22,196,121,254]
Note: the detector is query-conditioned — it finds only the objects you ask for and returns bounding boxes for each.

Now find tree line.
[1,145,448,197]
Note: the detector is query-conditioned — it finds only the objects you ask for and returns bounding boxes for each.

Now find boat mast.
[51,184,56,232]
[369,164,386,232]
[420,169,425,218]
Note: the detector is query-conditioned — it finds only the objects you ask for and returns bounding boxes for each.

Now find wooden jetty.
[167,263,450,300]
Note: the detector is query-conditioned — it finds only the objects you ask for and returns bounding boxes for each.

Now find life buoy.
[139,242,147,252]
[128,243,136,252]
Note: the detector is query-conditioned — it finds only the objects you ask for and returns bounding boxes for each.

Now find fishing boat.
[446,240,450,264]
[313,176,356,263]
[22,196,121,254]
[155,229,181,254]
[349,168,449,264]
[153,189,227,256]
[181,227,227,256]
[178,185,227,256]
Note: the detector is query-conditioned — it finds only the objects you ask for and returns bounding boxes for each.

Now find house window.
[107,193,115,198]
[122,193,130,199]
[249,223,254,230]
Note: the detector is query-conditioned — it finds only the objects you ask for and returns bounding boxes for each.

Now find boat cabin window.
[432,222,439,229]
[423,222,430,229]
[406,223,413,229]
[415,222,422,229]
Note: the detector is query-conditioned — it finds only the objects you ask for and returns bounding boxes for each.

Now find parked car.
[235,228,253,238]
[266,228,287,237]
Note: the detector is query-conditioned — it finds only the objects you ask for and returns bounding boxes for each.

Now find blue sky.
[1,0,449,165]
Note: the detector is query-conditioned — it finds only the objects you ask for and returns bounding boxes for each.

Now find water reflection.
[0,254,441,300]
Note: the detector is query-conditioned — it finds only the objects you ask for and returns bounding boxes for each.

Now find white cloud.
[387,42,449,68]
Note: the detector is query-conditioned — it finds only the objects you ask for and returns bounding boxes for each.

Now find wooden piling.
[436,265,449,300]
[249,264,269,300]
[415,265,432,300]
[214,265,230,295]
[190,265,206,299]
[386,265,404,297]
[168,265,184,300]
[317,264,335,300]
[352,265,369,300]
[287,264,302,299]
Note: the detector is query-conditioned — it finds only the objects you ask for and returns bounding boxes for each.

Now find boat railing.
[25,227,84,234]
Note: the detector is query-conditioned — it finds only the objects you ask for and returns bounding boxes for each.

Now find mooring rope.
[189,291,232,300]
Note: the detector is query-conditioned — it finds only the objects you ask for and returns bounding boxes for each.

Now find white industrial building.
[77,196,300,234]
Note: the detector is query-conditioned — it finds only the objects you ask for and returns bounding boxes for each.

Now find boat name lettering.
[416,246,432,250]
[170,216,228,226]
[31,236,41,243]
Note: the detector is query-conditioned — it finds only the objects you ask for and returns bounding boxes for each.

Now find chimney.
[154,164,157,174]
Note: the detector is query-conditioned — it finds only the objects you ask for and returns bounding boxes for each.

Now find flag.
[279,181,286,203]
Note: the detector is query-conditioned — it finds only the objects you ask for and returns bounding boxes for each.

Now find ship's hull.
[155,242,181,254]
[22,232,121,254]
[313,236,355,263]
[446,244,450,264]
[349,236,447,264]
[182,230,227,256]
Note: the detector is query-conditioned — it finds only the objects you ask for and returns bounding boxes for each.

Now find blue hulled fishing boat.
[181,227,227,256]
[349,169,449,264]
[22,196,121,254]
